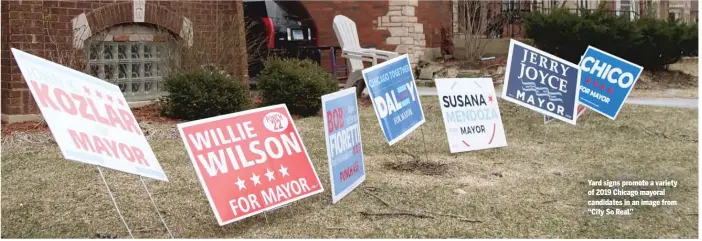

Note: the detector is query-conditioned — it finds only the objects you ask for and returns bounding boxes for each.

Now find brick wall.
[416,0,452,49]
[301,1,392,76]
[1,0,247,121]
[299,0,452,75]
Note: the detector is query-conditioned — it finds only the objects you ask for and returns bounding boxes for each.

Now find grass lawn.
[1,96,698,238]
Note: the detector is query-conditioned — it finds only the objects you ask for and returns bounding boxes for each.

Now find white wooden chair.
[333,15,399,96]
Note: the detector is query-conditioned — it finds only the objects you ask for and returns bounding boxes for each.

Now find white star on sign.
[250,172,261,186]
[235,177,246,190]
[264,168,276,181]
[278,165,289,177]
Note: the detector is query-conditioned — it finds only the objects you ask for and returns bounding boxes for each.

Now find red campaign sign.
[177,104,323,225]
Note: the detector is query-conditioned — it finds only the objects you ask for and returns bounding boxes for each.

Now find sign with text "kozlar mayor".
[436,78,507,153]
[11,48,168,181]
[322,87,366,203]
[502,40,581,125]
[362,54,426,145]
[177,104,323,226]
[577,46,644,120]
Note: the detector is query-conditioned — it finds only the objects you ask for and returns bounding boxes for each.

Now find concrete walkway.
[417,87,698,109]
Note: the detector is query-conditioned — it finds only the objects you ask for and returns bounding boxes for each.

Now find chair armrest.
[362,48,399,58]
[341,49,378,62]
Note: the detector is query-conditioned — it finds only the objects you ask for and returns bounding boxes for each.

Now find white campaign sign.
[435,78,507,153]
[11,48,168,181]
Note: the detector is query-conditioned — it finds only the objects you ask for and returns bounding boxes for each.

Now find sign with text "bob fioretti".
[436,78,507,153]
[362,54,426,145]
[321,87,366,204]
[577,46,644,120]
[501,39,581,125]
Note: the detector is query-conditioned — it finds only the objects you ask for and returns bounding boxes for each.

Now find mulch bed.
[1,103,178,138]
[2,92,375,138]
[1,121,50,137]
[437,56,508,70]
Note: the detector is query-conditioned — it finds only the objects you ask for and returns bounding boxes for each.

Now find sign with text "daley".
[362,54,425,145]
[321,87,366,203]
[10,48,168,181]
[502,39,581,125]
[577,46,644,120]
[177,104,323,226]
[436,78,507,153]
[544,104,587,124]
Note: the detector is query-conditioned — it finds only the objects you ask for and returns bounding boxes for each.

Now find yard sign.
[435,78,507,153]
[10,48,168,181]
[577,46,644,120]
[544,104,587,124]
[362,54,425,145]
[321,87,366,203]
[177,104,323,226]
[501,39,581,125]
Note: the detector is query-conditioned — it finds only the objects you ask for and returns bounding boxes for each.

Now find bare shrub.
[160,10,266,84]
[456,0,490,61]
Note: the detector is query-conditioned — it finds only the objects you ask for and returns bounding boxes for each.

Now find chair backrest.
[333,15,364,72]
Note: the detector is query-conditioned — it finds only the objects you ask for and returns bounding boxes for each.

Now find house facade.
[1,0,454,123]
[450,0,697,39]
[2,1,250,123]
[1,0,694,123]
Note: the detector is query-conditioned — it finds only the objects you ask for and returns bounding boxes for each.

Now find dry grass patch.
[1,97,698,238]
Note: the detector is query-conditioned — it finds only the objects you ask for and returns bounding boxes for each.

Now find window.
[616,0,637,20]
[84,24,173,101]
[86,42,168,101]
[550,0,559,8]
[578,0,589,9]
[501,0,519,12]
[668,12,676,21]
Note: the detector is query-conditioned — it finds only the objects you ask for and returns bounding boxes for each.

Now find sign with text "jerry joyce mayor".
[322,87,366,203]
[501,40,581,125]
[10,48,168,181]
[435,78,507,153]
[362,54,425,145]
[577,46,644,120]
[177,104,323,226]
[544,104,587,124]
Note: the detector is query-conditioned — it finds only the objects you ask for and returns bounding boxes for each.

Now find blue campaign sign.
[577,46,644,120]
[502,39,581,125]
[321,87,366,204]
[544,104,587,124]
[362,54,425,145]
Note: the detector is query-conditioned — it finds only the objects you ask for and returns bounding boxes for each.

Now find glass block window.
[85,41,168,101]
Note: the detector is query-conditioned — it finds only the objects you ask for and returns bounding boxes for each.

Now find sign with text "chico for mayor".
[321,87,366,203]
[177,104,323,226]
[577,46,644,120]
[362,54,426,145]
[10,48,168,181]
[435,78,507,153]
[501,40,581,125]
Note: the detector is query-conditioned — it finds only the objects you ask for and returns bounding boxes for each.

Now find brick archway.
[71,2,193,49]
